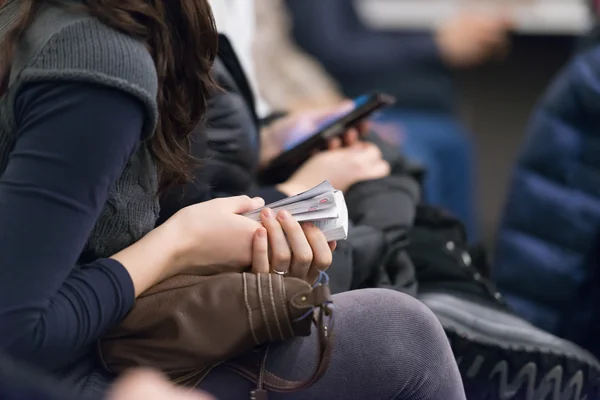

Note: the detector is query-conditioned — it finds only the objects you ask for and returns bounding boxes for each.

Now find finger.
[252,228,269,274]
[277,211,313,280]
[261,208,291,274]
[472,24,510,44]
[357,141,383,161]
[358,158,390,182]
[252,197,266,209]
[329,241,337,252]
[218,195,265,214]
[343,128,359,146]
[357,120,371,136]
[479,33,509,49]
[368,160,391,179]
[347,140,369,151]
[328,137,342,150]
[477,36,509,60]
[486,14,515,31]
[341,141,367,157]
[303,223,333,284]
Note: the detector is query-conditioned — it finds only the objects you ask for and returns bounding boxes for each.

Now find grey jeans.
[200,289,465,399]
[73,289,465,400]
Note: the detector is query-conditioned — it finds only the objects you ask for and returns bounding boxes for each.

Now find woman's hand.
[260,101,368,167]
[277,141,390,195]
[108,369,214,400]
[251,208,335,284]
[166,196,266,275]
[113,195,265,296]
[436,13,513,68]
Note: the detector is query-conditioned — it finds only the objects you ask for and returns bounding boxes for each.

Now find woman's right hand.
[250,209,335,284]
[277,141,391,195]
[112,195,264,296]
[165,196,265,276]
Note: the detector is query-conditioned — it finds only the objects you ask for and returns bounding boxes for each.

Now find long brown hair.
[0,0,218,191]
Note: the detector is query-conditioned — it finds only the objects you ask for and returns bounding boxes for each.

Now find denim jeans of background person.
[372,110,476,241]
[284,0,514,241]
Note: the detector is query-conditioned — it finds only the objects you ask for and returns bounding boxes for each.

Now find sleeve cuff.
[89,258,136,320]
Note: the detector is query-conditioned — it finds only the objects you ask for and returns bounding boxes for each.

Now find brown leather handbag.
[98,271,334,399]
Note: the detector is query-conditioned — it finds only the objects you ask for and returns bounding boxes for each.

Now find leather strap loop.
[228,303,335,396]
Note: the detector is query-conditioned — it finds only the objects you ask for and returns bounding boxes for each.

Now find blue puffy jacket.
[494,44,600,356]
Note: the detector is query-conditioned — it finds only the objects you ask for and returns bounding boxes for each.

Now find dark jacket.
[160,34,420,296]
[493,44,600,356]
[159,35,355,294]
[284,0,455,113]
[158,36,276,224]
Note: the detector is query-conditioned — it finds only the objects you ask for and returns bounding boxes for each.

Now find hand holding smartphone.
[259,92,396,185]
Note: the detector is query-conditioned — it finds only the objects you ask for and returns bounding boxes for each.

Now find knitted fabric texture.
[0,2,160,258]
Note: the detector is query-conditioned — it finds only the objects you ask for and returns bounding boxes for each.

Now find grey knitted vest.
[0,1,160,258]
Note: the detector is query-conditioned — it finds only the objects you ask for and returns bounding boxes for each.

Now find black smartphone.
[259,92,396,185]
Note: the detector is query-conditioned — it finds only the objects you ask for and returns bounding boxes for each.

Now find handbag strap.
[227,276,335,399]
[248,305,334,400]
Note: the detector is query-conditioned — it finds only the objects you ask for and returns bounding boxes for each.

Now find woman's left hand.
[259,101,370,167]
[251,208,336,284]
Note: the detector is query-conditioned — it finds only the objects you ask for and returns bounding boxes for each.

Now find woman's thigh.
[199,289,466,400]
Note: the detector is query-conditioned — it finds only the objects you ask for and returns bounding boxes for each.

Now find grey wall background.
[455,35,576,252]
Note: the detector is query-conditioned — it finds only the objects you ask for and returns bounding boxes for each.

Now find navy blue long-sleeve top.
[285,0,456,112]
[0,82,142,370]
[0,351,78,400]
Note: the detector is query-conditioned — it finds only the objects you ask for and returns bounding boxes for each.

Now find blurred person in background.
[199,0,433,299]
[252,0,407,150]
[175,0,422,297]
[494,0,600,360]
[252,0,344,111]
[206,0,393,204]
[0,0,466,398]
[208,0,272,118]
[192,2,600,399]
[284,0,513,241]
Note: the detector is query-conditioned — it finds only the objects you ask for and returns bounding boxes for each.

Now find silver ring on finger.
[271,268,288,276]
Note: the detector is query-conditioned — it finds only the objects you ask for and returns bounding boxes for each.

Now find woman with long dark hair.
[0,1,465,399]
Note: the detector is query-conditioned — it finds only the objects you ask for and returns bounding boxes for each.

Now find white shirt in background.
[208,0,272,117]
